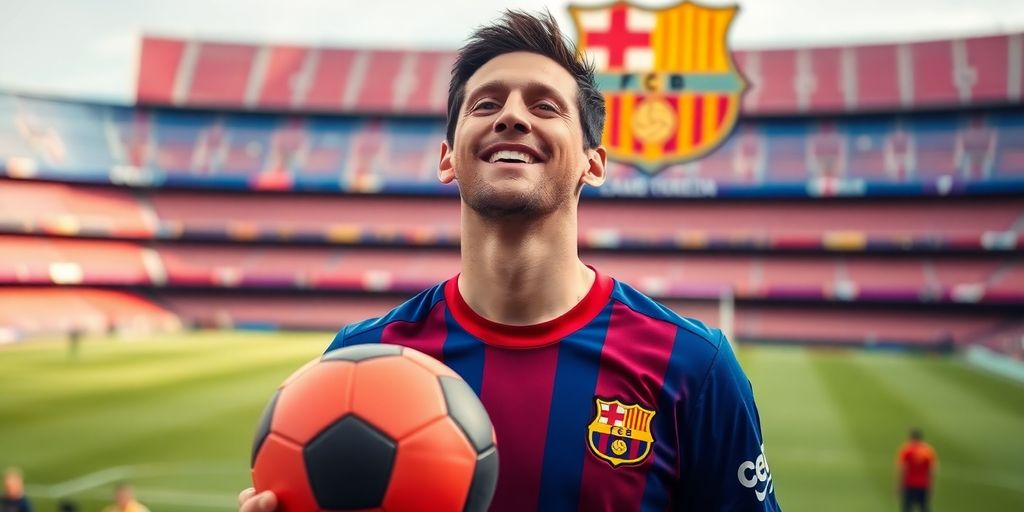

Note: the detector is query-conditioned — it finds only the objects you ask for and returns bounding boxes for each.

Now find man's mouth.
[487,150,535,164]
[479,144,545,165]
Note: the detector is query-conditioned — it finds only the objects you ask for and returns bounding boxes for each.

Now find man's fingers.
[238,487,256,506]
[239,490,278,512]
[256,491,278,511]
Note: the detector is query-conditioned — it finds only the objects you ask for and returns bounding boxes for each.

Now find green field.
[1,331,1022,511]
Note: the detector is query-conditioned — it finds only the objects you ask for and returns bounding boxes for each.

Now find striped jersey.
[326,269,782,511]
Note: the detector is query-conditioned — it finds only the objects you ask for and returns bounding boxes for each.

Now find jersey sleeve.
[677,331,782,511]
[325,327,348,353]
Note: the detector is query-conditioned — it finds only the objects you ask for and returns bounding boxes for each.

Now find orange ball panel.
[351,356,447,440]
[402,348,459,379]
[273,361,355,444]
[383,417,477,512]
[251,433,319,512]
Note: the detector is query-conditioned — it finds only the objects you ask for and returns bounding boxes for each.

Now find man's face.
[4,473,22,497]
[115,486,133,506]
[440,51,603,218]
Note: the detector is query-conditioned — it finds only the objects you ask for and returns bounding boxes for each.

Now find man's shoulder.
[609,278,730,385]
[610,279,723,350]
[331,281,448,347]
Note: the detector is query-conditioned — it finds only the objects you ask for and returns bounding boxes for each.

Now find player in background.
[101,483,150,512]
[896,428,937,512]
[241,10,780,511]
[2,468,31,512]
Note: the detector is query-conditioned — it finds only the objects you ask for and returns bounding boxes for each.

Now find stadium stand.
[1,32,1022,352]
[135,34,1023,115]
[4,94,1024,198]
[0,288,179,342]
[2,180,1021,251]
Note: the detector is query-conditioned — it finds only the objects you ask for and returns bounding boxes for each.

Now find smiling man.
[240,10,780,511]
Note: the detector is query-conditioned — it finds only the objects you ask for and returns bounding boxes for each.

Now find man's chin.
[463,189,546,219]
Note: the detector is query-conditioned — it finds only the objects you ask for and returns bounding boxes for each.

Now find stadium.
[1,1,1022,511]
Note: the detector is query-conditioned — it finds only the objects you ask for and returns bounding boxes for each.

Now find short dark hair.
[446,10,605,150]
[910,428,923,441]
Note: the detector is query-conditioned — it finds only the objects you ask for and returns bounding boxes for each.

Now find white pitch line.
[130,487,237,508]
[46,465,137,498]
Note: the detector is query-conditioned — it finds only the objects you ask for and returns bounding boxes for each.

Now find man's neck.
[458,205,594,326]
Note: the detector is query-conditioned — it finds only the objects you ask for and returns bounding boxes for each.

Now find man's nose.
[493,96,531,135]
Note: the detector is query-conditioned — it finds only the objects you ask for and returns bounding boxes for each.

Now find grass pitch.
[1,331,1022,511]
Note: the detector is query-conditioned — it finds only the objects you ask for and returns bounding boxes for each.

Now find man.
[896,428,937,512]
[2,468,31,512]
[101,483,150,512]
[241,10,780,511]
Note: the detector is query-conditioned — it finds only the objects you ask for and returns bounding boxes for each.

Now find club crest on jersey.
[569,1,747,174]
[587,397,656,467]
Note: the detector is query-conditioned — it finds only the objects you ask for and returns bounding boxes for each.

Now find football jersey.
[327,269,782,511]
[898,441,936,489]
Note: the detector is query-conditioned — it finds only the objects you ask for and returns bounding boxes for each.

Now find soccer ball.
[251,344,498,511]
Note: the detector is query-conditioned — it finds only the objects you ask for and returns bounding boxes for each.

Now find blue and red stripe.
[577,299,680,511]
[537,301,614,511]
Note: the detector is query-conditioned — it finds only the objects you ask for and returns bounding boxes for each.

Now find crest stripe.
[652,10,666,71]
[681,4,694,71]
[662,95,678,153]
[669,10,682,69]
[692,94,703,146]
[602,94,613,147]
[717,95,730,130]
[659,8,673,70]
[703,93,719,144]
[677,93,693,152]
[695,7,710,71]
[711,9,732,71]
[627,439,639,459]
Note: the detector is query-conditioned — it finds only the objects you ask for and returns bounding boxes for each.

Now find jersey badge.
[587,397,656,467]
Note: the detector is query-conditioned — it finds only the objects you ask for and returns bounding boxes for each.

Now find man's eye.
[536,103,558,112]
[474,101,499,111]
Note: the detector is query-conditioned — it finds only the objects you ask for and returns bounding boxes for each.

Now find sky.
[0,0,1023,104]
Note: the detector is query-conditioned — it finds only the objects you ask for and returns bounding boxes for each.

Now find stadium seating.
[137,34,1022,115]
[0,287,179,341]
[2,181,1020,252]
[3,92,1024,198]
[2,236,1020,307]
[0,180,155,237]
[0,236,153,285]
[1,31,1022,351]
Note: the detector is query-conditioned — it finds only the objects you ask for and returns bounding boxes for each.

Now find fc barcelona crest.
[587,397,656,467]
[569,1,747,173]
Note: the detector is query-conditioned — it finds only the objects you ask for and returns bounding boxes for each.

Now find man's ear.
[581,146,607,187]
[438,140,456,184]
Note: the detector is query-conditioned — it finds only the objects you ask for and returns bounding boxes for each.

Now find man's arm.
[677,332,782,511]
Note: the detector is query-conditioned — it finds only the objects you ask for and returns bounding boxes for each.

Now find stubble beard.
[461,174,575,220]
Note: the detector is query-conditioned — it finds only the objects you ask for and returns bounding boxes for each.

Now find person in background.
[102,483,150,512]
[896,428,937,512]
[2,468,31,512]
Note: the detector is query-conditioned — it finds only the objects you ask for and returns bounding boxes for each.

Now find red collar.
[445,268,614,349]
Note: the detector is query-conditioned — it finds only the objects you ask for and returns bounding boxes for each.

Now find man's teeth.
[488,150,534,164]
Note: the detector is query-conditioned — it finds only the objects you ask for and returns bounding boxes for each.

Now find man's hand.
[238,487,277,512]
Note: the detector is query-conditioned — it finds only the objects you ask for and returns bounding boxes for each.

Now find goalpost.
[718,285,736,348]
